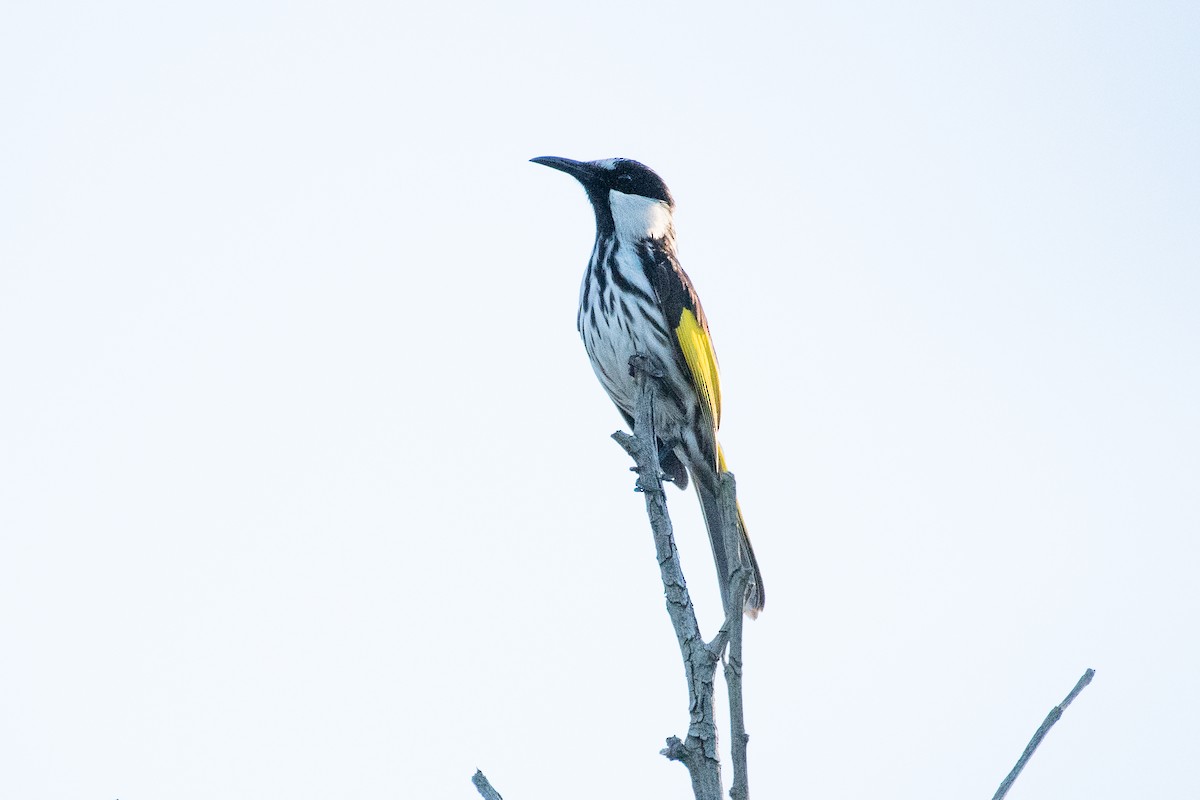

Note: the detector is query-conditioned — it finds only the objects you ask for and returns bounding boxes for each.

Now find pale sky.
[2,2,1197,798]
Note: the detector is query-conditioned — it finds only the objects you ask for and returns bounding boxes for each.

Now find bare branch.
[992,668,1096,800]
[612,355,723,800]
[717,472,750,800]
[471,769,504,800]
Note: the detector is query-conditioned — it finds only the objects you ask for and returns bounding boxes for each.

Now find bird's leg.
[628,437,669,492]
[629,443,685,489]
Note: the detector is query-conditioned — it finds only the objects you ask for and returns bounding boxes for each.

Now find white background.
[2,2,1197,798]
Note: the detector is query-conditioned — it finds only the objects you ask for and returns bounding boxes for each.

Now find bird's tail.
[695,466,765,619]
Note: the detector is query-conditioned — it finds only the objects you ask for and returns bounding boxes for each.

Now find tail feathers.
[695,474,765,618]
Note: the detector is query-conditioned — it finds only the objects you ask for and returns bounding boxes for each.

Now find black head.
[530,157,674,208]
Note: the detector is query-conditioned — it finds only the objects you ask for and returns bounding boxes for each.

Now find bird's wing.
[641,244,722,430]
[675,306,721,428]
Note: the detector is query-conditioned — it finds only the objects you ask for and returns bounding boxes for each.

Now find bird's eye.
[617,173,634,187]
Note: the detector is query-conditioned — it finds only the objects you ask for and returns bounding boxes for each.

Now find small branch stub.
[717,472,751,800]
[471,769,504,800]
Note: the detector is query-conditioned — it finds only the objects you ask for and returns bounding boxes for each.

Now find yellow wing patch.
[675,308,722,431]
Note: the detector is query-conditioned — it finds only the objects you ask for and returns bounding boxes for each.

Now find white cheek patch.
[609,190,673,240]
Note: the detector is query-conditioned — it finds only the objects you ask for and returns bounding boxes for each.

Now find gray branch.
[717,472,750,800]
[992,668,1096,800]
[473,354,756,800]
[471,769,504,800]
[612,354,754,800]
[612,357,725,800]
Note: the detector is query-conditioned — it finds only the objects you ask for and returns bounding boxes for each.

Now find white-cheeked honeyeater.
[531,156,764,618]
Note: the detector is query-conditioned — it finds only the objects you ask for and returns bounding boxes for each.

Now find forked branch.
[612,353,753,800]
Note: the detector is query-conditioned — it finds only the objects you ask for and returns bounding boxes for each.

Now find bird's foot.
[628,464,667,493]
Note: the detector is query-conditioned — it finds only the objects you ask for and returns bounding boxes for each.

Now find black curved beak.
[530,156,599,186]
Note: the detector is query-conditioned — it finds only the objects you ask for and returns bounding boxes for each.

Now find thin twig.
[471,769,504,800]
[611,355,723,800]
[718,472,751,800]
[992,668,1096,800]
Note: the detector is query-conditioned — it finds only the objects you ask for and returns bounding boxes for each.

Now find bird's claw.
[630,464,670,491]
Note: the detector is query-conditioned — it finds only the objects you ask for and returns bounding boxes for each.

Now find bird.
[530,156,764,618]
